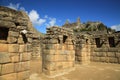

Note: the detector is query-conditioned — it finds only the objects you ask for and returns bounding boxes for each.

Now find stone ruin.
[43,26,75,76]
[0,6,120,80]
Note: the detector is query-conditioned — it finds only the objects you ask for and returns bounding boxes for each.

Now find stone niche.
[0,6,33,80]
[43,26,75,77]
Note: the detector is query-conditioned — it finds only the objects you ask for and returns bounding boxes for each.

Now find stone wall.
[43,27,75,76]
[75,34,91,64]
[0,6,33,80]
[90,33,120,63]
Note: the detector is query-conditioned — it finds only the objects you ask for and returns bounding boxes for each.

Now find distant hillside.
[62,18,115,33]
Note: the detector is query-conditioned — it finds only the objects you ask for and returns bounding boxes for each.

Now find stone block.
[18,37,24,44]
[8,44,19,52]
[116,53,120,58]
[93,57,100,62]
[19,45,25,52]
[11,54,19,63]
[43,61,56,71]
[27,38,33,43]
[67,53,75,61]
[0,52,10,64]
[118,58,120,64]
[0,20,16,28]
[45,44,54,49]
[25,44,32,52]
[7,37,17,43]
[43,50,56,55]
[100,57,106,62]
[0,44,8,52]
[68,45,74,50]
[0,73,17,80]
[107,52,116,57]
[21,52,31,61]
[14,61,30,72]
[109,57,118,63]
[8,31,19,37]
[17,71,29,80]
[0,63,14,75]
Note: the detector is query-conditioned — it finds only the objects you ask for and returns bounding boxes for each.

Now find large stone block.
[92,57,100,62]
[14,61,30,72]
[109,57,118,63]
[100,57,106,62]
[19,45,25,52]
[0,44,8,52]
[25,44,32,52]
[8,44,19,52]
[0,63,14,75]
[11,54,19,63]
[17,71,30,80]
[18,37,24,44]
[21,52,31,61]
[7,37,17,43]
[8,31,19,37]
[0,20,16,28]
[116,53,120,58]
[0,52,10,64]
[107,52,116,57]
[43,61,56,71]
[43,50,56,55]
[0,73,17,80]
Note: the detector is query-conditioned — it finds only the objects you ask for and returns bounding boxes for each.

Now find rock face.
[43,26,75,76]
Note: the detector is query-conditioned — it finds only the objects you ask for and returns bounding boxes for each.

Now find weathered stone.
[116,53,120,58]
[8,44,19,52]
[0,20,16,28]
[8,31,19,37]
[11,54,19,62]
[21,52,31,61]
[19,45,25,52]
[107,52,116,57]
[17,71,29,80]
[0,44,8,52]
[109,57,118,63]
[0,52,10,64]
[0,63,14,75]
[7,37,17,43]
[14,61,30,72]
[0,73,17,80]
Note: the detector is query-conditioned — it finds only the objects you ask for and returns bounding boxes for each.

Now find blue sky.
[0,0,120,33]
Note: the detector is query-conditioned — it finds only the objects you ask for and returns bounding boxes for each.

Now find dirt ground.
[29,62,120,80]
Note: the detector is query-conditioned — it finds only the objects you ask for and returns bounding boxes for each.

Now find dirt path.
[29,62,120,80]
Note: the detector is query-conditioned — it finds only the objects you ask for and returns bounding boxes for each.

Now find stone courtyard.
[0,6,120,80]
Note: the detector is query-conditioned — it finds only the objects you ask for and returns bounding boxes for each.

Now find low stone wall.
[90,48,120,63]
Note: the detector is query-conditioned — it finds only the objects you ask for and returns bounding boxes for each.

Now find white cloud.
[7,3,59,29]
[7,3,20,10]
[46,18,56,27]
[28,10,46,26]
[44,15,48,18]
[111,24,120,31]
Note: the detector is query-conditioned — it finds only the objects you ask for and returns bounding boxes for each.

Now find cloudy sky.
[0,0,120,33]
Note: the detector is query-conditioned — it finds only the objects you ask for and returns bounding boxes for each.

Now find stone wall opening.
[108,37,115,47]
[95,38,101,48]
[0,27,9,40]
[21,33,28,43]
[63,35,68,43]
